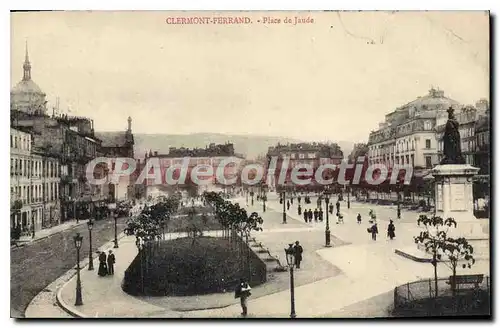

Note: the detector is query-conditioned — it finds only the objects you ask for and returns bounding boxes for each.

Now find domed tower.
[125,116,135,157]
[10,41,47,115]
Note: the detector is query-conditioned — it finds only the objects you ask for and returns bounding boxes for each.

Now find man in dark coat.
[387,220,396,240]
[336,201,340,214]
[329,203,334,214]
[313,209,319,222]
[319,208,324,222]
[293,241,303,269]
[235,279,251,317]
[298,196,301,204]
[287,200,290,211]
[308,209,313,222]
[107,250,116,275]
[303,208,308,222]
[298,204,302,216]
[357,213,362,224]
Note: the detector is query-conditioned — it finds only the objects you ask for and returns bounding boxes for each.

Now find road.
[10,217,128,318]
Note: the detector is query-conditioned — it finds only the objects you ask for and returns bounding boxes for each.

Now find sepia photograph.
[9,10,490,319]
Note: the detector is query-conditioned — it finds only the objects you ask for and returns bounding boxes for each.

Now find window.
[411,154,415,167]
[10,135,13,148]
[10,159,13,176]
[307,153,316,159]
[424,121,432,130]
[425,139,431,149]
[425,156,432,169]
[290,153,296,159]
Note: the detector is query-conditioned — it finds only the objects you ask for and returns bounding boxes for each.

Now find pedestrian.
[293,241,303,269]
[357,213,362,224]
[235,278,252,317]
[369,223,378,241]
[336,200,340,214]
[287,200,290,211]
[303,208,307,222]
[308,209,313,223]
[397,207,401,219]
[319,208,324,222]
[298,204,302,216]
[329,203,334,214]
[313,208,319,222]
[98,251,108,277]
[298,196,301,204]
[107,250,116,275]
[387,220,396,240]
[291,197,294,205]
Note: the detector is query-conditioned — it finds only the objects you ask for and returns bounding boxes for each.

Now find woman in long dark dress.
[98,251,108,276]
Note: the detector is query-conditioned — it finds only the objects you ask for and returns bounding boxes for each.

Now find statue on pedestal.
[441,107,465,165]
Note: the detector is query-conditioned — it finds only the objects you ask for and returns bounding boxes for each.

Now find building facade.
[10,128,61,233]
[367,88,461,173]
[266,142,344,190]
[95,116,135,202]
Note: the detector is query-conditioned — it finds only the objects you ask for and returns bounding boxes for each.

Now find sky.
[10,11,489,143]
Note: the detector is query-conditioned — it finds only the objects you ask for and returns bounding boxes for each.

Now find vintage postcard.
[10,11,490,319]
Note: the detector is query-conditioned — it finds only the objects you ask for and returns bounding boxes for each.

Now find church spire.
[22,40,31,81]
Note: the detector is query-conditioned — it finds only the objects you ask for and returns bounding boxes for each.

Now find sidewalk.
[15,219,88,247]
[42,195,490,318]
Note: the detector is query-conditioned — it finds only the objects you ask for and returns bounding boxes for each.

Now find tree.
[414,215,475,297]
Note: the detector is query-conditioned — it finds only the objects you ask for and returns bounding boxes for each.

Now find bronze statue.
[441,107,465,165]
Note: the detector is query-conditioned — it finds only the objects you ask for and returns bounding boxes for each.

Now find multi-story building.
[139,143,244,195]
[266,142,344,191]
[10,127,61,233]
[95,116,135,202]
[367,88,461,174]
[475,109,490,176]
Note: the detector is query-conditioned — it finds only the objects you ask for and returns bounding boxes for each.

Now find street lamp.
[284,243,296,318]
[87,219,94,270]
[282,182,287,224]
[108,203,118,248]
[73,232,83,306]
[262,184,267,213]
[135,237,145,294]
[324,191,332,247]
[347,186,351,209]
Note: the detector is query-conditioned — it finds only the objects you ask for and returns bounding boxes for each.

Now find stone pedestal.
[431,164,488,239]
[395,164,489,262]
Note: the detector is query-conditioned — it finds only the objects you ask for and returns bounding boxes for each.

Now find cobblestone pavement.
[11,216,128,318]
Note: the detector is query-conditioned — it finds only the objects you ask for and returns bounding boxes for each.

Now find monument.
[395,107,489,262]
[432,107,487,237]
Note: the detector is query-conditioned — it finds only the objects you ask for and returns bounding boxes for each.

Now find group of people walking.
[299,206,325,223]
[366,219,396,241]
[97,250,116,277]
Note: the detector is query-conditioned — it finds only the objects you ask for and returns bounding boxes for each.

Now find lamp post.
[347,186,351,209]
[108,203,118,248]
[250,189,254,206]
[73,233,83,306]
[285,244,296,318]
[282,182,287,224]
[324,191,331,247]
[262,184,267,213]
[87,219,94,270]
[396,180,402,219]
[135,237,145,294]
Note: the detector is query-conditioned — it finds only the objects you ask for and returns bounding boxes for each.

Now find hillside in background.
[97,132,355,159]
